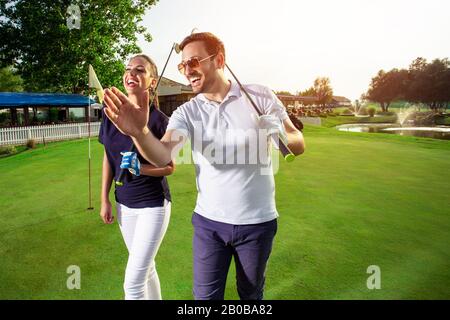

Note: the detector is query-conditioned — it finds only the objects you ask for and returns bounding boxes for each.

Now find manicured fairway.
[0,125,449,299]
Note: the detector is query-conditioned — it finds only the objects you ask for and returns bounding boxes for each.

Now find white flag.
[88,64,104,103]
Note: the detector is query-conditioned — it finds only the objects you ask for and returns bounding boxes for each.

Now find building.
[158,77,195,116]
[0,92,96,127]
[331,96,352,107]
[276,94,318,107]
[276,94,352,108]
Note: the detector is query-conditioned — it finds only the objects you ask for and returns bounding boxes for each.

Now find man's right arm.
[132,128,187,167]
[102,87,188,166]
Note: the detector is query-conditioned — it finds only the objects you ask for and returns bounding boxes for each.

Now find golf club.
[115,42,181,186]
[225,63,296,162]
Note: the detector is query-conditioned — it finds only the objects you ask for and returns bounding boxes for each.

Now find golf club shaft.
[116,44,178,186]
[225,64,295,161]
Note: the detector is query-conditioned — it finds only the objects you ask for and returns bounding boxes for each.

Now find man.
[103,32,305,300]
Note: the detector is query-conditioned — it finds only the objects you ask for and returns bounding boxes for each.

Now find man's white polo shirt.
[166,81,288,225]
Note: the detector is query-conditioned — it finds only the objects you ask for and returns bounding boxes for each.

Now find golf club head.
[174,43,181,54]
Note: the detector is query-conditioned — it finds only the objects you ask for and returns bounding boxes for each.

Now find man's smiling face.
[180,41,218,94]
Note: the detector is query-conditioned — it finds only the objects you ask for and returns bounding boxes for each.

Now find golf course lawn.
[0,125,449,299]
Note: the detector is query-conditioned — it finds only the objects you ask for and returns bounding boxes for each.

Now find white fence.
[0,122,101,146]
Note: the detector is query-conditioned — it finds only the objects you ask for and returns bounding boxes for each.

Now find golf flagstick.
[87,90,93,210]
[115,43,181,186]
[225,64,296,162]
[87,64,105,210]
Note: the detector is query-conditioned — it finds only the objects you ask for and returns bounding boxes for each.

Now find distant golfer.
[99,54,173,300]
[103,32,305,300]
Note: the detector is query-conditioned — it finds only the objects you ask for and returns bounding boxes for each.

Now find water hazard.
[336,123,450,140]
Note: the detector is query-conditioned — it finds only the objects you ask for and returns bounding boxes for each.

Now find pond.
[335,123,450,140]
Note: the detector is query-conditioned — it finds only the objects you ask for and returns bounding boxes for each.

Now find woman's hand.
[100,200,114,224]
[103,87,149,137]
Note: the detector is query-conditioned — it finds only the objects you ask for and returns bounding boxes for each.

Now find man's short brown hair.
[179,32,226,61]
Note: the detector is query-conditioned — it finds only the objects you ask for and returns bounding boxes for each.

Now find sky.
[138,0,450,101]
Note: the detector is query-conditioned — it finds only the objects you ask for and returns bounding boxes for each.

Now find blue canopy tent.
[0,92,97,126]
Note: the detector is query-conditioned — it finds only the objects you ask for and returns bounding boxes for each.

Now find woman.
[98,54,174,300]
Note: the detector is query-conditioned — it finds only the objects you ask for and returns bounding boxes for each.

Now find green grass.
[365,101,408,110]
[320,115,397,128]
[0,127,449,300]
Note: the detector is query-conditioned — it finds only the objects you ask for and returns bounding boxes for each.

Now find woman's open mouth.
[126,79,138,88]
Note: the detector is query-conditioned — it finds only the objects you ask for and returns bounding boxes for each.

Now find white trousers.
[117,199,171,300]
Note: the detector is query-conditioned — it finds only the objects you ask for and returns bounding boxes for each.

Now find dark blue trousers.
[192,212,277,300]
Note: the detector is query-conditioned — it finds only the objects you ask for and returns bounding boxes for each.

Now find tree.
[0,0,158,93]
[406,57,450,111]
[0,66,23,92]
[365,68,408,112]
[428,58,450,111]
[313,77,333,107]
[275,90,293,95]
[298,87,316,97]
[405,57,429,105]
[365,57,450,112]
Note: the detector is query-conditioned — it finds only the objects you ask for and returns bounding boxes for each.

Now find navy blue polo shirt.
[99,105,171,208]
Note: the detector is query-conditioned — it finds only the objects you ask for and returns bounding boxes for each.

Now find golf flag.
[88,64,104,103]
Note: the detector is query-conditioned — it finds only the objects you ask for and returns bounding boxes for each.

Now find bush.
[0,145,17,156]
[26,139,37,149]
[368,107,376,117]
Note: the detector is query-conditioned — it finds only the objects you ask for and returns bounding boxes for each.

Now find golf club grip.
[270,132,295,161]
[278,138,294,159]
[115,144,136,186]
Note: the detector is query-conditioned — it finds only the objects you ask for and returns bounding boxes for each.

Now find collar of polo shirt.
[197,80,242,105]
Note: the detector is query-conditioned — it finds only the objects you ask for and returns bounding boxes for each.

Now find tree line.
[364,57,450,112]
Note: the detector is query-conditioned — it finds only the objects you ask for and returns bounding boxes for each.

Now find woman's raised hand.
[103,87,150,137]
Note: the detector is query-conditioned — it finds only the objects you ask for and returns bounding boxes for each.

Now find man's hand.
[252,114,288,147]
[103,87,149,138]
[120,151,141,176]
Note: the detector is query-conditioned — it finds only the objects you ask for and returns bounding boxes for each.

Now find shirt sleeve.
[263,86,289,121]
[166,105,190,140]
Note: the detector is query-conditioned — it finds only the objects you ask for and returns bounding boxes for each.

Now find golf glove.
[252,114,288,147]
[120,151,141,176]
